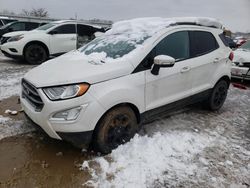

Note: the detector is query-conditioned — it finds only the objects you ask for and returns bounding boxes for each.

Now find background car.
[0,20,105,64]
[0,16,17,27]
[231,40,250,80]
[225,36,237,49]
[0,21,46,38]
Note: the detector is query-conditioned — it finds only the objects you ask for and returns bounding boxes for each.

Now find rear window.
[219,33,230,47]
[190,31,219,57]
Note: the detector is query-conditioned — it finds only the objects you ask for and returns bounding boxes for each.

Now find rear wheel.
[206,80,228,111]
[93,106,139,154]
[24,44,48,64]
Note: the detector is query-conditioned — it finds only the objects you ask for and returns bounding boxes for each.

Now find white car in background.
[21,17,232,153]
[0,20,105,64]
[231,40,250,80]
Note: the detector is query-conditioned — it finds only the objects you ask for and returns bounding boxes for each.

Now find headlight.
[7,35,24,42]
[43,83,90,100]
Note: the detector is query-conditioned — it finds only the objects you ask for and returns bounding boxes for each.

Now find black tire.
[206,80,228,111]
[24,44,48,64]
[93,106,139,154]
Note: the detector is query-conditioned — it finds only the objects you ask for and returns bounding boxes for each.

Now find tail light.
[229,51,234,61]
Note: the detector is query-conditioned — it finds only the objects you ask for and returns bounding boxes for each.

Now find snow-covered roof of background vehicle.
[107,17,223,36]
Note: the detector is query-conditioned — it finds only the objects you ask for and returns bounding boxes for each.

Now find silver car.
[231,40,250,80]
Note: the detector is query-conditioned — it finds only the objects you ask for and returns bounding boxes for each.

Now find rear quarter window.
[190,31,219,57]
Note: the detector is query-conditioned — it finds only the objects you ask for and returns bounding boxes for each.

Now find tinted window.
[190,31,219,57]
[77,24,95,37]
[155,31,190,61]
[25,22,40,30]
[9,22,25,31]
[53,24,76,34]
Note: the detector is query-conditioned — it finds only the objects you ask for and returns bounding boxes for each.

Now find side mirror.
[151,55,175,75]
[49,30,58,35]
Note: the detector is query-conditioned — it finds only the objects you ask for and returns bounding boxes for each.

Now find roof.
[50,20,103,29]
[107,17,223,37]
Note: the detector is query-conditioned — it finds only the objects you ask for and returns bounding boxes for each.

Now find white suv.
[0,20,105,64]
[21,17,232,153]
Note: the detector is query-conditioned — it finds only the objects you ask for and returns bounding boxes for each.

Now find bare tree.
[20,8,48,17]
[21,9,31,16]
[30,8,48,17]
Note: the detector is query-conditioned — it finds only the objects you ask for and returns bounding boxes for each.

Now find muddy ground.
[0,53,250,187]
[0,97,92,188]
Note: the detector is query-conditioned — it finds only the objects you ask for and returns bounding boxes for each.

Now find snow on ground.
[0,54,35,139]
[0,115,35,140]
[0,55,34,100]
[83,87,250,188]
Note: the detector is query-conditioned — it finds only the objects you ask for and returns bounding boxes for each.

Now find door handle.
[180,66,190,73]
[213,58,220,63]
[71,37,76,40]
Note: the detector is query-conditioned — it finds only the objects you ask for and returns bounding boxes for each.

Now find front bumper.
[1,41,23,57]
[231,65,250,80]
[20,80,106,146]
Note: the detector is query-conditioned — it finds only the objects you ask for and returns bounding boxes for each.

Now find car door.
[76,24,96,48]
[188,30,222,94]
[145,31,193,111]
[49,24,77,54]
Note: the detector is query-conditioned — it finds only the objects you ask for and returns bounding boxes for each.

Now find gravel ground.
[0,53,249,188]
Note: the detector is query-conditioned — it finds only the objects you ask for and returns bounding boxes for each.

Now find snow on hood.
[24,51,134,88]
[3,31,28,37]
[233,49,250,63]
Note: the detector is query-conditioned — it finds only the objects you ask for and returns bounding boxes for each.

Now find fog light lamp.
[51,107,82,121]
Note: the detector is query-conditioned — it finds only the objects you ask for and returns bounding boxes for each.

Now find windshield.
[36,23,56,31]
[80,33,149,59]
[239,40,250,50]
[0,22,14,29]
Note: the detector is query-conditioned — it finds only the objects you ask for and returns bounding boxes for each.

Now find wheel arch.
[215,75,231,88]
[92,102,141,139]
[23,40,50,57]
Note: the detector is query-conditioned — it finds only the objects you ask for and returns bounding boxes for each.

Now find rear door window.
[189,31,219,57]
[53,24,76,34]
[25,22,40,30]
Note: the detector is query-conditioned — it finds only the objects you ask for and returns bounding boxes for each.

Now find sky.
[0,0,250,32]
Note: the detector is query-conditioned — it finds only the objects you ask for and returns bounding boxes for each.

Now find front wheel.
[206,80,229,111]
[93,106,139,154]
[24,44,48,64]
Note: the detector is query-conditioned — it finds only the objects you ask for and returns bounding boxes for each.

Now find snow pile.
[83,131,212,187]
[0,115,34,140]
[83,87,250,187]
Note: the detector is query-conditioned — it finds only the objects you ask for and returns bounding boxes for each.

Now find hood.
[3,29,45,38]
[24,51,135,88]
[233,49,250,63]
[3,31,28,37]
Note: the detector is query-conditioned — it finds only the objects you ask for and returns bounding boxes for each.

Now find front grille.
[22,79,44,112]
[0,36,10,45]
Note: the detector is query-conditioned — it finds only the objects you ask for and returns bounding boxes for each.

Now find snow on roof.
[107,17,223,37]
